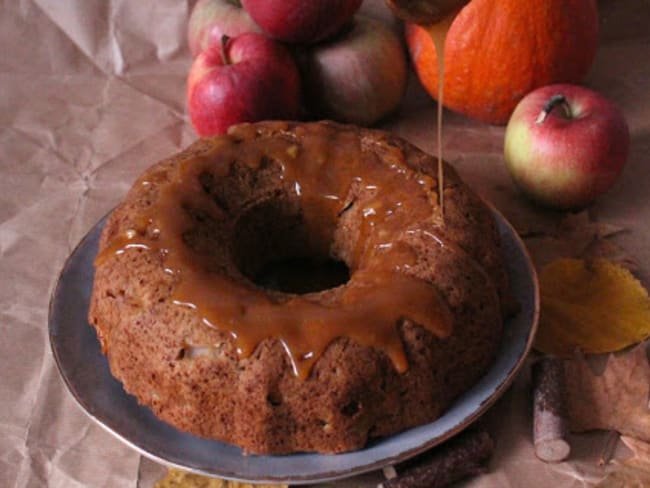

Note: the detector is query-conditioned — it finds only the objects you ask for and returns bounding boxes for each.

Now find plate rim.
[48,207,539,484]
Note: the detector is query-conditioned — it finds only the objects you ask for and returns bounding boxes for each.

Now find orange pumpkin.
[405,0,599,124]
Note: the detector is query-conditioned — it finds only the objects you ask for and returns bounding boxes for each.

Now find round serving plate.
[49,209,539,485]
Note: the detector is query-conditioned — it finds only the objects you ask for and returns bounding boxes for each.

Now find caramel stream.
[98,124,453,378]
[426,8,460,219]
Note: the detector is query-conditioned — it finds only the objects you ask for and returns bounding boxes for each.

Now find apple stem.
[220,35,231,65]
[536,94,572,124]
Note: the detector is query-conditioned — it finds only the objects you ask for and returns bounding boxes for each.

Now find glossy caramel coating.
[89,121,511,454]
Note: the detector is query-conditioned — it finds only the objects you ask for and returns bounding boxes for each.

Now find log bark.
[382,429,494,488]
[532,357,571,462]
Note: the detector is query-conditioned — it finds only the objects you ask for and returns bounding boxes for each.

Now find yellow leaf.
[154,469,287,488]
[535,258,650,356]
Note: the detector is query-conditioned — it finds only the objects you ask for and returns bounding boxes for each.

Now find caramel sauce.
[98,124,453,378]
[426,8,460,220]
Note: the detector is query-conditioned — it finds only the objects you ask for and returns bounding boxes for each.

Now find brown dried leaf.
[583,238,639,274]
[595,436,650,487]
[535,258,650,356]
[620,435,650,473]
[557,210,626,247]
[523,211,628,269]
[564,344,650,441]
[154,469,287,488]
[596,465,650,488]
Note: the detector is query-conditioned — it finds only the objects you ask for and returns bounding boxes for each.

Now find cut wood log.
[380,429,494,488]
[532,357,571,462]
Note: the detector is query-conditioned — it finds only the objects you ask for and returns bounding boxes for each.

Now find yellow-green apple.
[240,0,363,44]
[188,0,261,58]
[299,16,407,126]
[187,33,301,136]
[504,84,629,210]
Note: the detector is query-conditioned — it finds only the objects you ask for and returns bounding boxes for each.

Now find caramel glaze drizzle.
[426,7,462,220]
[97,123,454,378]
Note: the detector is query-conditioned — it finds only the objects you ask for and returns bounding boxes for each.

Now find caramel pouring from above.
[385,0,468,25]
[386,0,466,220]
[97,124,454,379]
[426,7,462,220]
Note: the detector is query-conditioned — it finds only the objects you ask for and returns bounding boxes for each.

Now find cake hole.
[341,400,361,417]
[232,199,351,295]
[266,391,283,407]
[198,171,214,194]
[197,172,229,211]
[317,419,333,432]
[254,257,349,295]
[176,345,216,360]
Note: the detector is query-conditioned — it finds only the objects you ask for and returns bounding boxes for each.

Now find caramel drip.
[426,8,460,221]
[98,124,454,378]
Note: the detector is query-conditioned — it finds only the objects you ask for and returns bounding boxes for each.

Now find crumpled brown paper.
[2,0,650,486]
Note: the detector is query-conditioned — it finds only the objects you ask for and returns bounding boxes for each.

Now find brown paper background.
[2,0,649,486]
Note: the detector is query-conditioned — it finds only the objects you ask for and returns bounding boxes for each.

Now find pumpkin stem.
[220,35,231,66]
[536,94,572,124]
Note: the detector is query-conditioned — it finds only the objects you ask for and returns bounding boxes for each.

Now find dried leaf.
[557,211,626,248]
[535,258,650,356]
[583,238,639,274]
[154,469,287,488]
[563,344,650,441]
[596,465,650,487]
[620,435,650,473]
[523,211,628,269]
[595,436,650,487]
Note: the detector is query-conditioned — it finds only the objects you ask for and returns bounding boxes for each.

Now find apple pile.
[186,0,407,136]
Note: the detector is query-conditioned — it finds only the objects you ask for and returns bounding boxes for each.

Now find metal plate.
[49,209,539,484]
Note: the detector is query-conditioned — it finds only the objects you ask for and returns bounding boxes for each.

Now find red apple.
[187,32,301,136]
[299,16,407,126]
[240,0,363,44]
[188,0,261,58]
[504,84,630,210]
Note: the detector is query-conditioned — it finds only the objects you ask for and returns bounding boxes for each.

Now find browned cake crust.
[88,121,513,454]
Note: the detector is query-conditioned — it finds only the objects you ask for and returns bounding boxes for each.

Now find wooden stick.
[381,429,494,488]
[532,357,571,462]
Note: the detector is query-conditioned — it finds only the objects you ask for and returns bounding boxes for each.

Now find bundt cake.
[88,120,514,454]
